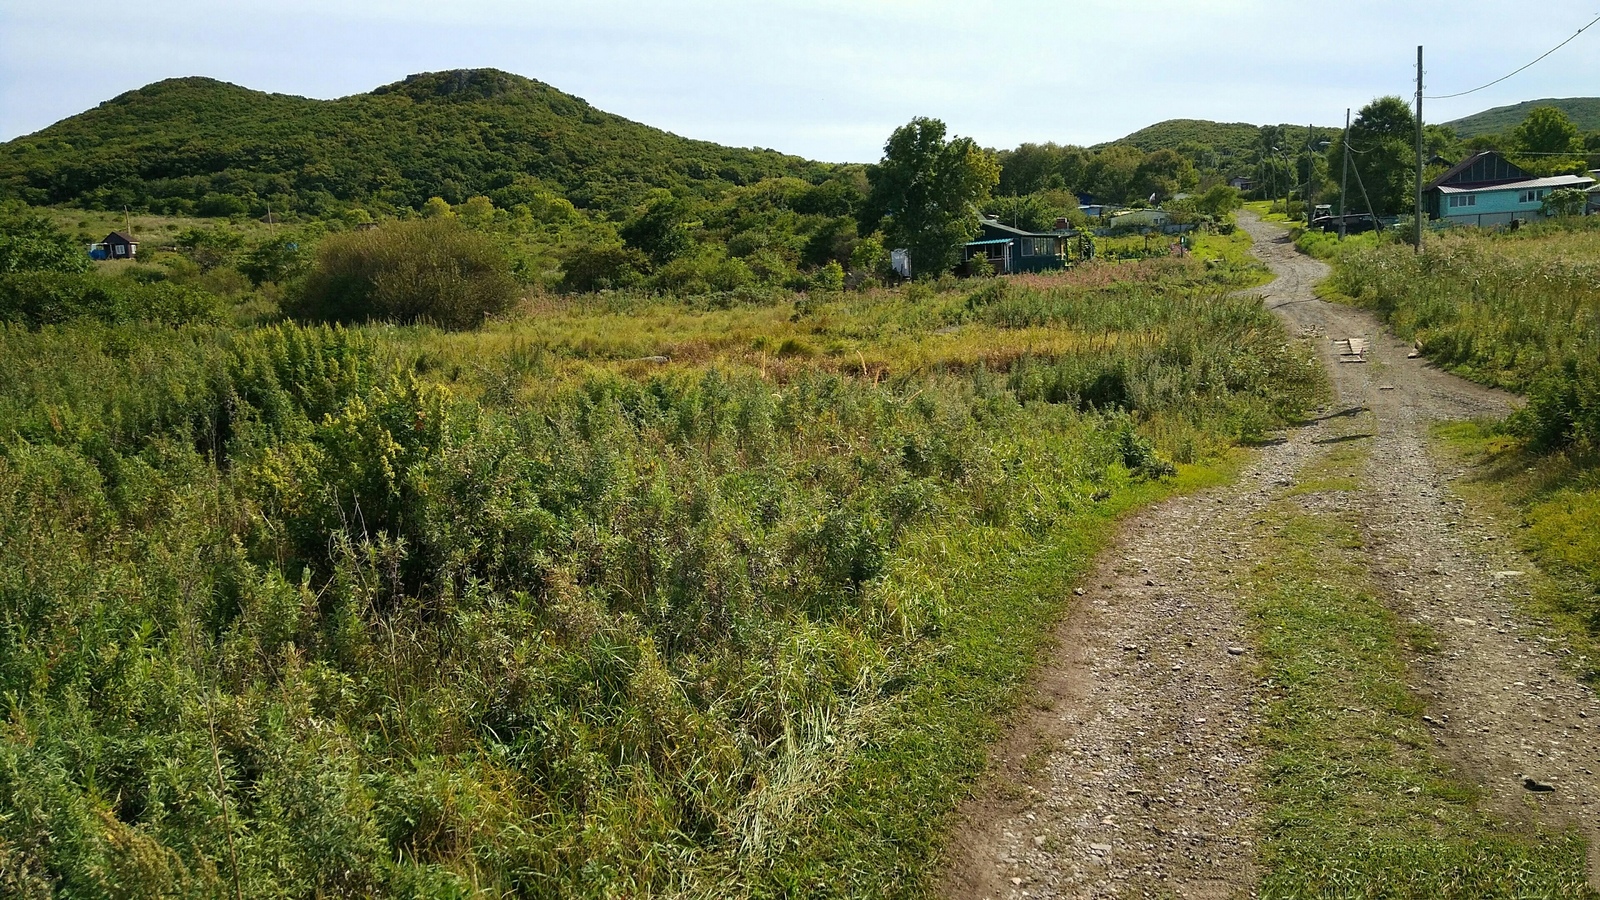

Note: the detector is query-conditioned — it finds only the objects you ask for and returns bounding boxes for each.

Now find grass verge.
[1432,421,1600,682]
[1246,431,1592,898]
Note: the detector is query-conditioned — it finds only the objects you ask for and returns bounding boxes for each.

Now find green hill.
[1101,119,1342,173]
[1444,97,1600,138]
[0,69,830,216]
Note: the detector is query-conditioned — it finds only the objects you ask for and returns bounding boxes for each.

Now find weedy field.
[0,234,1322,897]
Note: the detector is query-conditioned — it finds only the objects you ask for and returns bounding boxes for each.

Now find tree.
[420,196,454,219]
[1340,96,1417,216]
[0,206,90,274]
[620,192,695,268]
[240,234,311,286]
[1131,149,1198,203]
[863,118,1000,277]
[176,225,245,272]
[1514,106,1580,155]
[290,218,517,329]
[1084,144,1143,204]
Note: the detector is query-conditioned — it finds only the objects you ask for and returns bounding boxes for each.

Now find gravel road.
[938,213,1600,898]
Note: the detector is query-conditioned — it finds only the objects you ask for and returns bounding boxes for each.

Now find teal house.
[1426,151,1595,227]
[962,217,1068,275]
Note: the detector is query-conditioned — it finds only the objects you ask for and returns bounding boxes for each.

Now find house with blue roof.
[1426,151,1595,227]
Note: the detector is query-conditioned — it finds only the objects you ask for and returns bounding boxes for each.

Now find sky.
[3,1,1599,163]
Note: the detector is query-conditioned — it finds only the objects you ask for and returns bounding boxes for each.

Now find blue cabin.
[1426,152,1595,227]
[962,217,1068,275]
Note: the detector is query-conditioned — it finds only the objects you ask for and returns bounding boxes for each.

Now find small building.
[1078,204,1118,219]
[962,217,1068,275]
[1227,176,1255,193]
[1426,152,1596,227]
[98,231,139,260]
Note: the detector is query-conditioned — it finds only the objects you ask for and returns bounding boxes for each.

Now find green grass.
[1433,421,1600,681]
[1327,219,1600,449]
[1246,428,1593,898]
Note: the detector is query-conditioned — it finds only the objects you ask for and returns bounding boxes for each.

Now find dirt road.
[939,213,1600,898]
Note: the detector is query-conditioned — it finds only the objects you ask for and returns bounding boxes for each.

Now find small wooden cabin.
[962,218,1068,275]
[102,231,139,260]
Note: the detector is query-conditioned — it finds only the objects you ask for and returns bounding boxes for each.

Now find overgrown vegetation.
[1328,219,1600,449]
[0,236,1321,895]
[289,218,518,328]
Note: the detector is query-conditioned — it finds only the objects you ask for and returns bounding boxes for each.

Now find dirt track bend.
[939,212,1600,898]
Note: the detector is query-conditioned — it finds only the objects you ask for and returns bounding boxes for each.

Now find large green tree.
[864,118,1000,277]
[1514,106,1580,155]
[1335,96,1417,217]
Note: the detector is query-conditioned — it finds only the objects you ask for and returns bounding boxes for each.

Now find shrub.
[0,271,222,327]
[289,219,518,329]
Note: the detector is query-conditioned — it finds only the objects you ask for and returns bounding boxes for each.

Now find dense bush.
[0,270,223,327]
[289,218,519,328]
[0,247,1320,895]
[0,206,92,275]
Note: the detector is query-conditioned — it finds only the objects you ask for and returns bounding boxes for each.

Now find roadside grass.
[1325,220,1600,448]
[760,463,1231,897]
[1432,421,1600,682]
[1245,200,1293,224]
[1247,431,1593,898]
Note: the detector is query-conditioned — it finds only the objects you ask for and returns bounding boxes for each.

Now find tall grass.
[0,256,1320,896]
[1329,219,1600,449]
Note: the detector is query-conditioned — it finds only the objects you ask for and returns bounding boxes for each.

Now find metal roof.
[965,238,1015,246]
[1436,174,1595,194]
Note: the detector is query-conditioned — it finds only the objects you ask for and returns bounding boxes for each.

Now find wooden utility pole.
[1339,108,1352,240]
[1305,122,1314,222]
[1414,45,1425,251]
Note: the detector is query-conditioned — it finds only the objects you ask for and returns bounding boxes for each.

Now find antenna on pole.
[1414,45,1425,252]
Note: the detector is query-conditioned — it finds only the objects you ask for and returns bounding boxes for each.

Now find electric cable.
[1424,12,1600,100]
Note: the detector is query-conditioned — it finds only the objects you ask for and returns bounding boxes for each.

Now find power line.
[1424,12,1600,100]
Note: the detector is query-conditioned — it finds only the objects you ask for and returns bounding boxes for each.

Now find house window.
[114,245,125,256]
[1023,237,1055,257]
[1518,189,1548,204]
[1447,194,1476,208]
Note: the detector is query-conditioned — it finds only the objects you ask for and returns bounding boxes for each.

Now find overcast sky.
[3,1,1599,162]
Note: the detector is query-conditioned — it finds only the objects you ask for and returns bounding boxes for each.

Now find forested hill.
[0,69,830,217]
[1444,97,1600,138]
[1100,118,1342,173]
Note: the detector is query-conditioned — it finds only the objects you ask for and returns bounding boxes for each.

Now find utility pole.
[1339,108,1352,240]
[1414,45,1425,252]
[1306,122,1314,223]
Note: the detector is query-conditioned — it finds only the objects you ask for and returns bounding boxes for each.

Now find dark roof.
[1426,151,1530,191]
[106,231,137,242]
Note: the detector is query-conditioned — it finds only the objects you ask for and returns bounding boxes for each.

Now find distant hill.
[1100,119,1342,173]
[0,69,830,216]
[1445,98,1600,138]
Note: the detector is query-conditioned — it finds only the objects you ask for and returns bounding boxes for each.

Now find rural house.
[962,217,1068,275]
[1227,176,1255,193]
[95,231,139,260]
[1426,151,1595,228]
